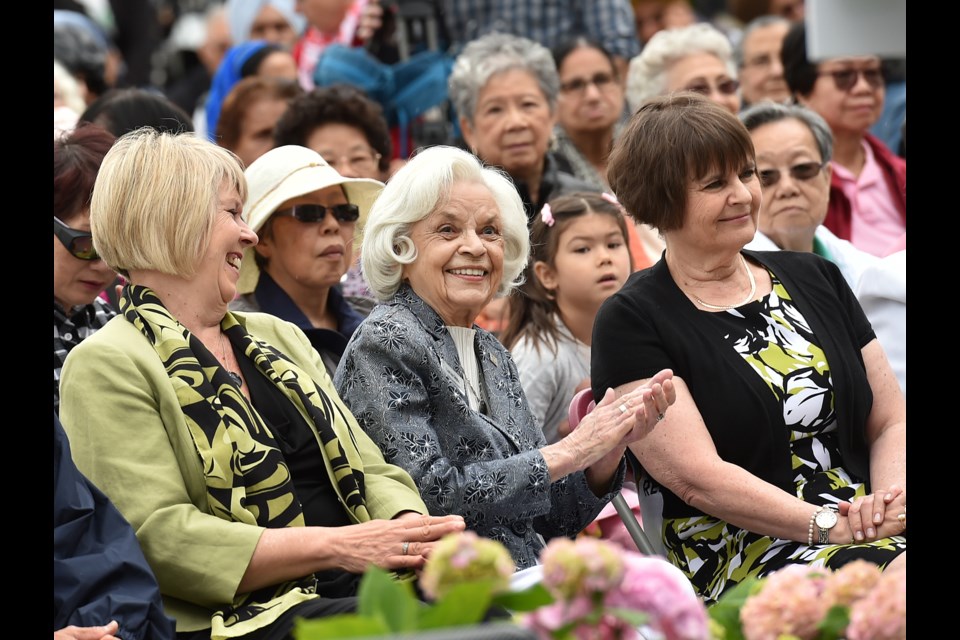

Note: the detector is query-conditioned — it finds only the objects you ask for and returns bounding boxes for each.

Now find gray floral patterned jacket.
[334,285,623,569]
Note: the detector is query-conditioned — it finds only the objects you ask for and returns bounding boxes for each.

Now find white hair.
[626,23,737,113]
[54,59,87,115]
[361,145,530,302]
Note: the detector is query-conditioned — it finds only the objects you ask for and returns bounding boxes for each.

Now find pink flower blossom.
[846,567,906,640]
[606,555,709,640]
[419,531,515,601]
[822,559,883,608]
[739,564,831,640]
[540,538,624,600]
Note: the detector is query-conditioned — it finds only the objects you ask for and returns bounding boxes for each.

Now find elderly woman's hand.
[555,369,675,473]
[839,485,906,542]
[331,513,467,573]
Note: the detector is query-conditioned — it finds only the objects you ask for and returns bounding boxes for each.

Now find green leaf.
[492,583,555,612]
[293,614,389,639]
[418,580,496,629]
[356,566,421,632]
[816,604,850,640]
[707,578,764,640]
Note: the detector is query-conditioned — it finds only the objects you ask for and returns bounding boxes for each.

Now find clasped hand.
[335,511,466,574]
[839,484,906,542]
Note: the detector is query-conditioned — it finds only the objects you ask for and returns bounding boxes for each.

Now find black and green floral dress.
[661,271,906,604]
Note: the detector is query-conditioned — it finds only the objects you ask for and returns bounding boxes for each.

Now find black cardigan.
[591,250,875,519]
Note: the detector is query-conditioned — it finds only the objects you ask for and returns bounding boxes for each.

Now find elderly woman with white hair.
[334,145,676,569]
[625,22,741,115]
[449,32,598,226]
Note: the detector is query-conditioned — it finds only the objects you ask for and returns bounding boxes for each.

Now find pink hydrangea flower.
[846,567,906,640]
[606,555,709,640]
[540,538,624,601]
[739,564,831,640]
[822,559,883,608]
[419,531,515,601]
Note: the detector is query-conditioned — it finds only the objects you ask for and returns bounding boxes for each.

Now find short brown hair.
[607,92,755,232]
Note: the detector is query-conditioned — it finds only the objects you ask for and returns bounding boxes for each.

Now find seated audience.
[80,88,194,136]
[334,145,676,570]
[216,75,302,168]
[59,129,465,639]
[595,93,906,604]
[735,15,791,108]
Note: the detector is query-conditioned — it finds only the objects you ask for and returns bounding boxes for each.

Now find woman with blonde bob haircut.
[360,145,531,302]
[335,145,677,570]
[90,129,246,278]
[61,129,467,640]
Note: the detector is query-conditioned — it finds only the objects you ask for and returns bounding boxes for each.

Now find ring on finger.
[897,513,906,531]
[401,541,410,555]
[657,412,665,422]
[618,403,628,414]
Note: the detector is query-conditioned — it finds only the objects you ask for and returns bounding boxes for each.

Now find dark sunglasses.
[273,203,360,224]
[53,216,99,260]
[758,161,826,188]
[684,78,739,96]
[560,72,616,95]
[817,67,884,92]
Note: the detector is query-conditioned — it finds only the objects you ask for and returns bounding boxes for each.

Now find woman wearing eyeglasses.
[53,123,118,414]
[594,94,905,604]
[230,144,383,377]
[742,102,878,292]
[58,129,465,639]
[625,23,741,116]
[781,21,905,257]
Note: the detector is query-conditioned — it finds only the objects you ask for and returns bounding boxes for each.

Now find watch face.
[816,509,839,529]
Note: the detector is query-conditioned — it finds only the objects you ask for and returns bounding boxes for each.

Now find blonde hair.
[91,128,247,277]
[361,145,530,301]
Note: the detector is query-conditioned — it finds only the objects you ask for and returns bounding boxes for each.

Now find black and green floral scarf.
[121,284,370,638]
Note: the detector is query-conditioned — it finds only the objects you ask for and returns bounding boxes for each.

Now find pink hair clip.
[541,203,555,227]
[600,192,620,205]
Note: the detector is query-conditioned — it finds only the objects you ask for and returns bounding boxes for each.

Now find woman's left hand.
[839,485,905,542]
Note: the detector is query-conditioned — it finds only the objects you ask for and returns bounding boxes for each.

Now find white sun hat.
[238,144,384,295]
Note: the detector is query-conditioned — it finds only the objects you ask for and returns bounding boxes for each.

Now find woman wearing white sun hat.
[231,144,384,377]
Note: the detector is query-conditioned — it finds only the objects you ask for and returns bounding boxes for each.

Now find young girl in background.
[502,192,633,444]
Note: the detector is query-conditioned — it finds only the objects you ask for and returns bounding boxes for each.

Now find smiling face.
[460,69,555,185]
[751,118,830,251]
[666,52,741,115]
[671,162,761,254]
[534,211,631,316]
[197,181,258,305]
[402,181,506,327]
[53,210,117,311]
[556,46,624,135]
[797,56,884,137]
[255,184,355,298]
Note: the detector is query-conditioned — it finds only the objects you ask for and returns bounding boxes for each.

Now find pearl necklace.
[218,331,243,387]
[692,254,757,311]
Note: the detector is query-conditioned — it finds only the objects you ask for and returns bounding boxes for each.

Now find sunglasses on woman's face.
[53,216,99,260]
[684,78,740,96]
[273,203,360,224]
[758,161,826,188]
[817,67,884,92]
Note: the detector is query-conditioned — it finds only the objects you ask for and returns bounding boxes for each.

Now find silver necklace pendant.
[228,370,243,387]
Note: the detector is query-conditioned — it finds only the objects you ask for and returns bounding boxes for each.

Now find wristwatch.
[815,505,839,544]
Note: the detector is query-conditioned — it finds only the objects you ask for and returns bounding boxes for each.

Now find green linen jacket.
[59,310,428,633]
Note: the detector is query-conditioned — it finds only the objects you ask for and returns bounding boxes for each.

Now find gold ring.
[618,403,628,414]
[897,513,906,531]
[657,413,665,422]
[401,541,410,555]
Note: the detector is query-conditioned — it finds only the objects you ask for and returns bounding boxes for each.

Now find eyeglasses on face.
[560,72,617,95]
[758,161,826,188]
[273,203,360,224]
[321,150,382,173]
[53,216,99,260]
[817,67,883,92]
[684,78,740,96]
